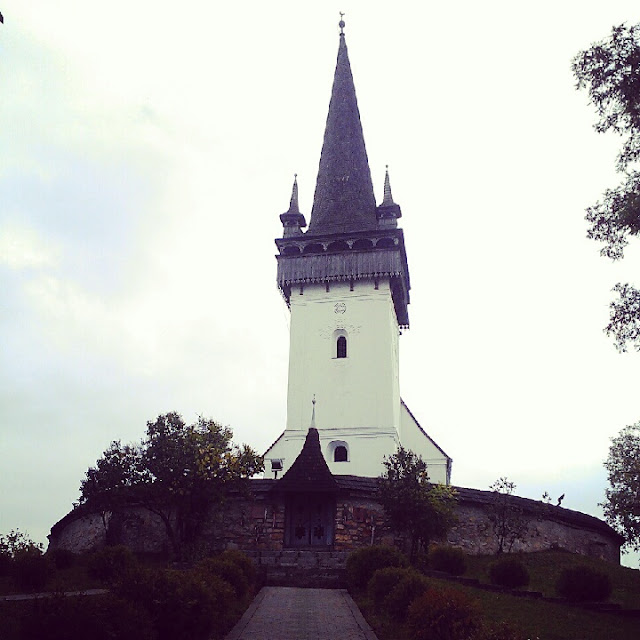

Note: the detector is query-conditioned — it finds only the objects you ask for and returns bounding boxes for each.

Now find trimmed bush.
[87,545,138,582]
[489,557,530,589]
[21,592,155,640]
[408,586,482,640]
[151,570,221,640]
[555,565,612,602]
[13,550,50,591]
[479,621,528,640]
[0,551,12,576]
[383,571,430,621]
[218,549,257,585]
[428,545,467,576]
[411,551,430,573]
[345,545,408,590]
[115,565,236,640]
[47,548,76,570]
[196,557,249,598]
[367,567,412,608]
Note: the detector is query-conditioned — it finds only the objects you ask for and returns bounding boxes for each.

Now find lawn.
[353,550,640,640]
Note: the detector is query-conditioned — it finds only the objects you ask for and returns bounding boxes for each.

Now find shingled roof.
[307,26,377,236]
[276,428,338,493]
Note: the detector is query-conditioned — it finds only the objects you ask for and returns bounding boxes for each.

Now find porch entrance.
[285,495,335,548]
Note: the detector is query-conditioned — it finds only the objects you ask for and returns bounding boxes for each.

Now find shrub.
[196,557,249,598]
[150,570,221,640]
[0,551,12,576]
[345,545,408,590]
[115,565,236,640]
[489,557,530,589]
[87,545,138,582]
[555,565,612,602]
[428,545,467,576]
[47,548,76,570]
[478,621,528,640]
[383,571,431,621]
[21,593,155,640]
[367,567,412,608]
[412,551,430,573]
[218,549,256,584]
[408,586,482,640]
[13,550,50,591]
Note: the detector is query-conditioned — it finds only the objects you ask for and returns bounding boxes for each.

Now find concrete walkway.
[225,586,379,640]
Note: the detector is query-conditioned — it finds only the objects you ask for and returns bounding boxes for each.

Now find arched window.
[336,336,347,359]
[334,446,348,462]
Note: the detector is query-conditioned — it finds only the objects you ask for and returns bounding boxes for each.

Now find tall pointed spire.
[307,19,377,235]
[382,166,395,206]
[376,165,402,225]
[280,174,306,236]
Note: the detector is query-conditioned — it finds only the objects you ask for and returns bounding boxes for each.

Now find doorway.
[285,495,335,548]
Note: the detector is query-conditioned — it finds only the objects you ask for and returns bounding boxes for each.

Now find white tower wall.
[286,278,400,435]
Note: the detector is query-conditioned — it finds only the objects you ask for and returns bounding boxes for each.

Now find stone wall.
[48,480,622,564]
[335,498,394,550]
[447,501,619,562]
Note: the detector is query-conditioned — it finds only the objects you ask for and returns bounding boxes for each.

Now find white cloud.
[0,222,59,269]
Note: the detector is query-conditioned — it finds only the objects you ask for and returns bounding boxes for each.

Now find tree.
[602,421,640,552]
[573,23,640,351]
[488,477,529,555]
[378,446,457,558]
[79,412,264,558]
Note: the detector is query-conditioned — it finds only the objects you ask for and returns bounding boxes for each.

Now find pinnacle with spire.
[376,165,402,225]
[280,174,306,236]
[306,18,378,235]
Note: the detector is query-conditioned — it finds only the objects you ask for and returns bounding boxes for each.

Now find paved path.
[225,586,379,640]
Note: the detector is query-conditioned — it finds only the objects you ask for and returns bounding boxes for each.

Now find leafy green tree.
[378,446,457,558]
[602,421,640,552]
[573,23,640,351]
[0,529,44,576]
[488,477,529,555]
[79,412,263,558]
[0,529,44,558]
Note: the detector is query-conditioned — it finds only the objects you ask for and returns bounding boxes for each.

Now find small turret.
[279,174,306,237]
[376,166,402,228]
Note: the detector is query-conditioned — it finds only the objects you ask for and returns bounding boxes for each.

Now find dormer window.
[337,336,347,358]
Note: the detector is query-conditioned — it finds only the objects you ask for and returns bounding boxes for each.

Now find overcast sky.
[1,1,640,564]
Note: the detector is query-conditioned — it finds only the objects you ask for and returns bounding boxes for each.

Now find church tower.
[265,20,451,482]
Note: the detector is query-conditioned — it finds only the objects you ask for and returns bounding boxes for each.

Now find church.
[264,17,451,485]
[48,21,622,563]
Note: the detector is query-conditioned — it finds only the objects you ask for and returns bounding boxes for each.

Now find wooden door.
[286,495,334,547]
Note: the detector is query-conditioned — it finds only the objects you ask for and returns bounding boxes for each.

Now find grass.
[464,550,640,608]
[352,550,640,640]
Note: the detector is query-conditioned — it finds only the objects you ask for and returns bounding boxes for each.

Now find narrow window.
[334,446,348,462]
[337,336,347,358]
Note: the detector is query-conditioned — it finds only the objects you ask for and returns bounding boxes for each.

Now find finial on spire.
[382,165,395,206]
[310,394,317,428]
[339,12,345,35]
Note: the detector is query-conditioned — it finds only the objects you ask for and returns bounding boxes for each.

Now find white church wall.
[400,401,450,484]
[264,426,398,479]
